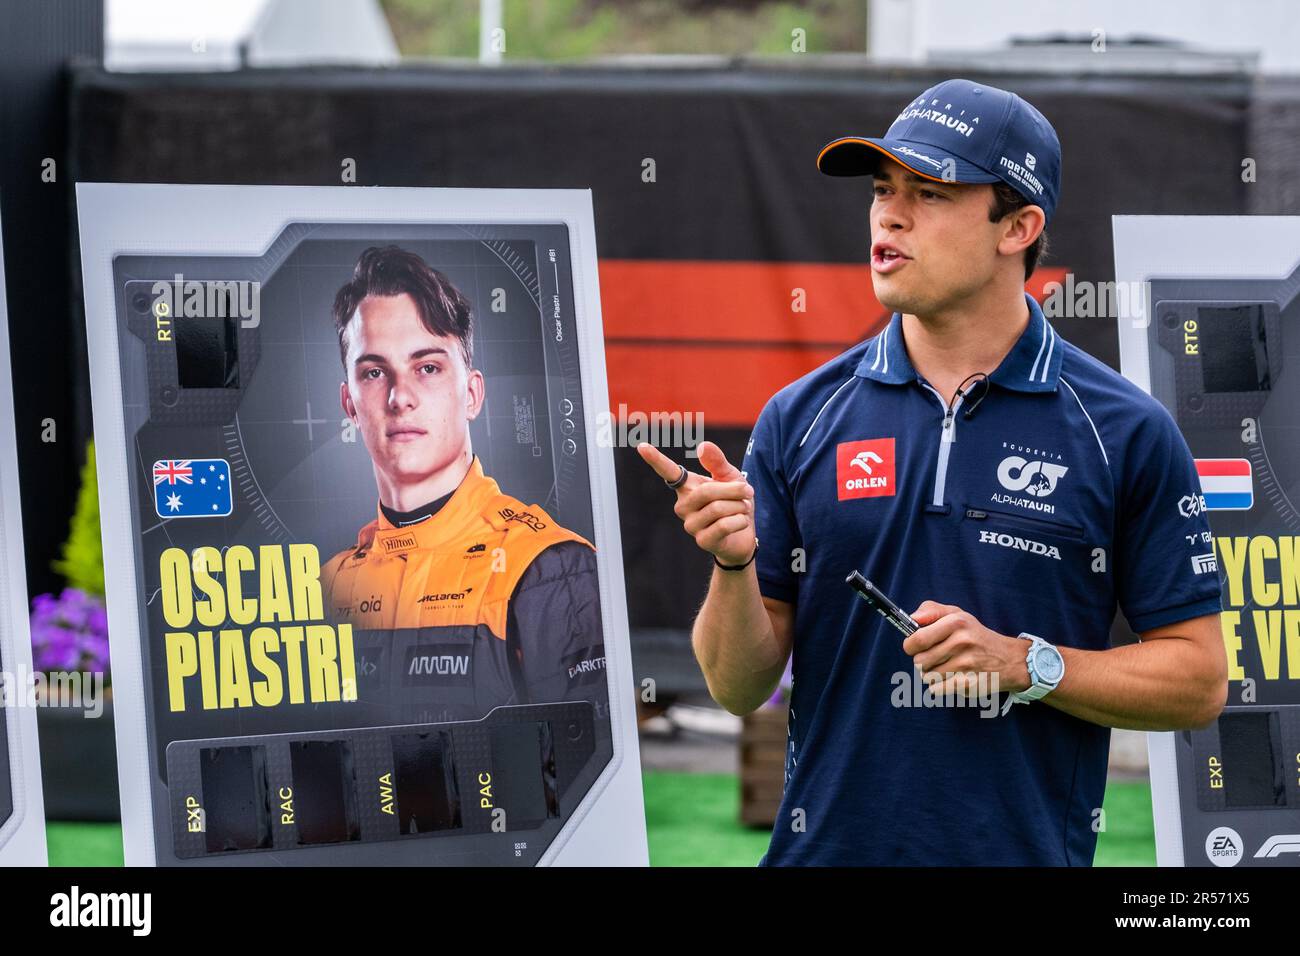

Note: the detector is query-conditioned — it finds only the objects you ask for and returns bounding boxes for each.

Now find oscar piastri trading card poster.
[0,201,49,865]
[77,184,646,866]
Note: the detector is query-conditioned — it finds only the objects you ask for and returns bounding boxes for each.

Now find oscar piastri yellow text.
[158,544,356,712]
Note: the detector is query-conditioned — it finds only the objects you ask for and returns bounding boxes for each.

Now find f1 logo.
[837,438,895,501]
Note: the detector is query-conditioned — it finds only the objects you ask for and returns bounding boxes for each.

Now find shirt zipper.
[919,382,964,508]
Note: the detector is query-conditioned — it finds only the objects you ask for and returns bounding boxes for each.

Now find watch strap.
[1011,633,1062,703]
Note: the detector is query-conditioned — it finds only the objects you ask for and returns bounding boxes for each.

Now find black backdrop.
[52,62,1254,690]
[0,0,101,600]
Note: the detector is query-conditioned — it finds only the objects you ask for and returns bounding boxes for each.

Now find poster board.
[1115,215,1300,867]
[76,184,646,866]
[0,201,50,866]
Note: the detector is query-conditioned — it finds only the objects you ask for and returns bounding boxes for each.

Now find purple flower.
[762,658,794,709]
[29,588,111,678]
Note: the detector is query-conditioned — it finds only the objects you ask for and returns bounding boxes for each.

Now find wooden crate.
[739,704,788,827]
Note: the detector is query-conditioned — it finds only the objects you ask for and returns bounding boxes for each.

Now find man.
[638,79,1227,865]
[322,245,607,726]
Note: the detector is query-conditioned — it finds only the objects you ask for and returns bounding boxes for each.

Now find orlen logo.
[997,456,1068,498]
[837,438,895,501]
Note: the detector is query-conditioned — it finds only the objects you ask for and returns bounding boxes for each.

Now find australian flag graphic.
[152,459,233,519]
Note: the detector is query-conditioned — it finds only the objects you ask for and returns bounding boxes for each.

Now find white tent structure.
[105,0,399,72]
[869,0,1294,73]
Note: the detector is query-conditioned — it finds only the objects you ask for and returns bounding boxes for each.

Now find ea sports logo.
[997,455,1068,498]
[1205,826,1243,867]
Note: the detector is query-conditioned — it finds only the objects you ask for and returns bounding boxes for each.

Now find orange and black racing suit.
[321,457,608,728]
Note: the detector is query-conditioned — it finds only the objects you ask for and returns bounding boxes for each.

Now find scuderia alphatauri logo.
[992,443,1068,515]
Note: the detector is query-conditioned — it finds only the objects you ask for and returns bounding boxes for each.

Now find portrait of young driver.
[639,79,1227,865]
[322,245,608,726]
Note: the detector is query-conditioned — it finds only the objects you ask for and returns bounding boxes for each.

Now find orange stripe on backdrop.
[599,260,1068,428]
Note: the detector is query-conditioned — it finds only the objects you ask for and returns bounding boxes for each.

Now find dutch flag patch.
[1195,458,1253,511]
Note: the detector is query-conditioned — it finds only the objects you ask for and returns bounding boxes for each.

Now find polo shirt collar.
[854,293,1062,393]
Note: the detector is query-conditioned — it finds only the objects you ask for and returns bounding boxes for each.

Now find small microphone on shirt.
[956,373,991,419]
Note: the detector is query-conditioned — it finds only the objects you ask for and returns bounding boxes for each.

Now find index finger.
[901,614,962,657]
[636,442,700,487]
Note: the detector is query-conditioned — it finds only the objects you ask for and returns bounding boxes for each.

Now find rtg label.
[77,185,646,866]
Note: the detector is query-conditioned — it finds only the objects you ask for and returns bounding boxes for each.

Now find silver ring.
[665,464,688,490]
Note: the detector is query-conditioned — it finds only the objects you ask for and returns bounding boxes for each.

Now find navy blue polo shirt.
[743,292,1223,866]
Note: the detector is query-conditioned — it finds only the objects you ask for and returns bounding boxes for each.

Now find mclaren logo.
[418,586,472,604]
[997,456,1068,498]
[978,530,1061,560]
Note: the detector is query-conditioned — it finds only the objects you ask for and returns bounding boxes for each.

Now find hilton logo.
[383,534,417,554]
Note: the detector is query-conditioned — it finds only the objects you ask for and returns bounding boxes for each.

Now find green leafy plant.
[53,440,104,598]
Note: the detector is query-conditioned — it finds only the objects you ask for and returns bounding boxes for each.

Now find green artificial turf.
[640,771,1157,866]
[46,821,125,867]
[43,773,1157,867]
[1092,778,1158,866]
[642,771,774,866]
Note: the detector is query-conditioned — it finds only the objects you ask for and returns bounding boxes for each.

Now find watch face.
[1034,646,1064,683]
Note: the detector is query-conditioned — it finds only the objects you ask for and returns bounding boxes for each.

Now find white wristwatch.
[1010,633,1064,704]
[1003,632,1066,712]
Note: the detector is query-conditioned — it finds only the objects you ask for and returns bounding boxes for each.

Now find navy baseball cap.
[817,78,1062,224]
